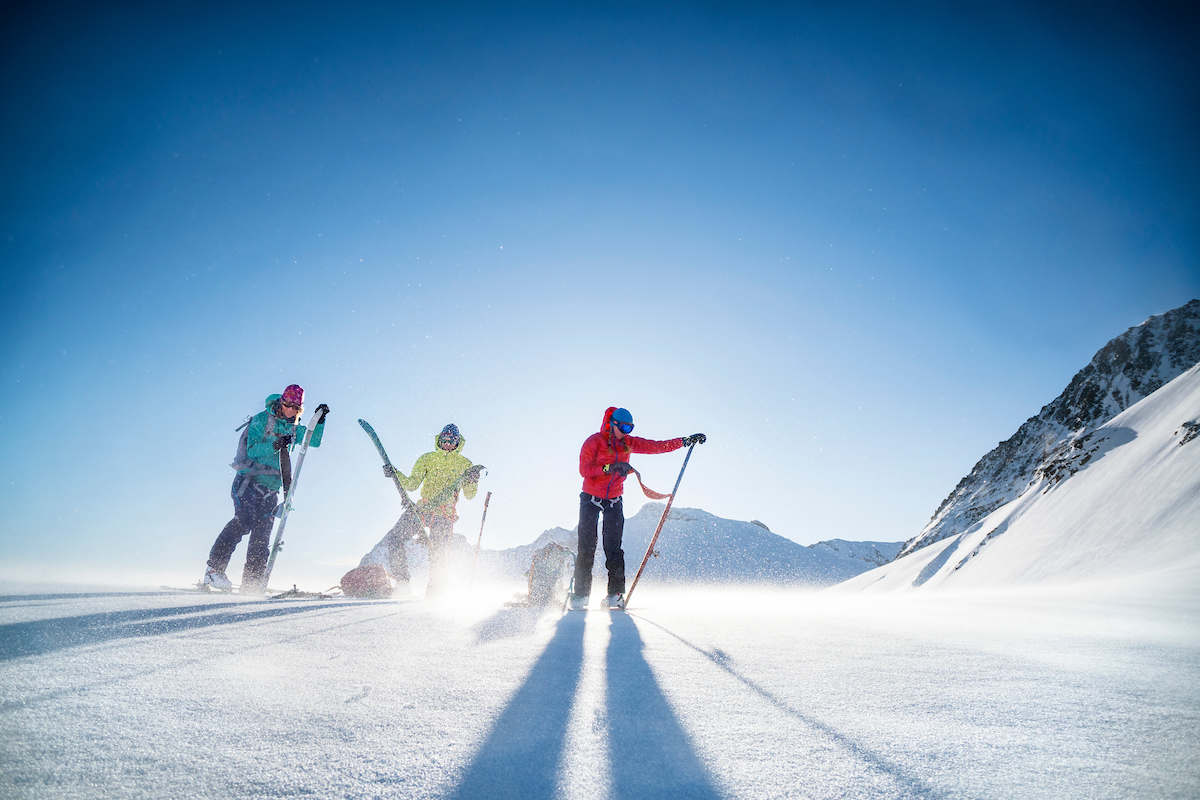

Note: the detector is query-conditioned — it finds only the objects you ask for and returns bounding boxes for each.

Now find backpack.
[526,542,575,606]
[339,565,394,598]
[231,413,277,471]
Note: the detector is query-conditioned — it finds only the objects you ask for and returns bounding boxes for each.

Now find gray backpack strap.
[231,423,252,471]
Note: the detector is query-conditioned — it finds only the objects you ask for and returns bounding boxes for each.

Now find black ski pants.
[425,515,454,597]
[208,474,278,586]
[573,492,625,597]
[382,508,419,582]
[383,507,454,595]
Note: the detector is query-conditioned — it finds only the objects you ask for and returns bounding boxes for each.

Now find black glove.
[315,403,331,423]
[274,434,294,451]
[382,464,396,479]
[682,433,707,446]
[604,461,634,476]
[464,464,486,482]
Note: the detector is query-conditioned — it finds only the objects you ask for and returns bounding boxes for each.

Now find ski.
[263,404,330,584]
[267,585,338,601]
[159,584,283,596]
[160,584,342,600]
[358,418,418,508]
[161,584,225,594]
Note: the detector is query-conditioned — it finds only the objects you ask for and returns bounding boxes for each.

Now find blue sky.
[2,2,1197,586]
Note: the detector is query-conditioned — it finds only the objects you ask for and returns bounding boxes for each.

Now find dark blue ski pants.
[573,492,625,597]
[208,474,278,585]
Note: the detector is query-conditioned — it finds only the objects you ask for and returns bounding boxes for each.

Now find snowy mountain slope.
[840,363,1200,592]
[1,586,1196,799]
[482,525,578,576]
[903,298,1200,557]
[360,508,901,589]
[807,538,903,567]
[479,506,902,587]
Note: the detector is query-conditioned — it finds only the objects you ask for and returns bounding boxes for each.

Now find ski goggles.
[613,421,634,434]
[281,400,302,410]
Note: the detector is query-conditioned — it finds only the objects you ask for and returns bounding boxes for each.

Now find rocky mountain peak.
[900,298,1200,558]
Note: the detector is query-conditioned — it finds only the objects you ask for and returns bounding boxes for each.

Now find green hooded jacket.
[232,394,325,492]
[394,433,478,520]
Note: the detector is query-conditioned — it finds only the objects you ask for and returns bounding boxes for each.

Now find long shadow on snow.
[606,613,725,800]
[0,601,367,661]
[2,607,404,713]
[0,591,185,603]
[633,615,945,799]
[448,612,586,799]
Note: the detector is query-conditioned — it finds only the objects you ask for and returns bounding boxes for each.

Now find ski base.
[160,583,296,598]
[563,607,627,613]
[268,585,339,601]
[562,603,628,613]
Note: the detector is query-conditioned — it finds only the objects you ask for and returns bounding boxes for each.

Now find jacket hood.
[432,432,466,454]
[265,393,303,421]
[600,406,632,452]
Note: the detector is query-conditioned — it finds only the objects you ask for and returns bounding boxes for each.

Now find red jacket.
[579,407,683,499]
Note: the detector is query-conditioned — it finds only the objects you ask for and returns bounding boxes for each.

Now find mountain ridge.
[478,504,903,586]
[361,506,902,587]
[902,298,1200,557]
[844,362,1200,592]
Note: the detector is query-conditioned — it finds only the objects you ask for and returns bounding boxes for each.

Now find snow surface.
[840,363,1200,593]
[1,582,1197,799]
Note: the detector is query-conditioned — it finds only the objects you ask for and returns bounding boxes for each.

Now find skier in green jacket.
[382,423,484,596]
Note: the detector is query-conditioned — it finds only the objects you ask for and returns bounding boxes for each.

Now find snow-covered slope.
[479,506,902,587]
[2,586,1197,799]
[903,299,1200,557]
[841,363,1200,592]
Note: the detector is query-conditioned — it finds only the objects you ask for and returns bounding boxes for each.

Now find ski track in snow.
[1,585,1197,799]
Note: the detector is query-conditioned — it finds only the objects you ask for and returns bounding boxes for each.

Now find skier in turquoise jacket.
[203,384,328,593]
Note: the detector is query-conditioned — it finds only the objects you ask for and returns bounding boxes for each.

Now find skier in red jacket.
[569,406,705,610]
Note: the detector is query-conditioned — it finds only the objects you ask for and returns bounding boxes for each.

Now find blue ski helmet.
[610,407,634,434]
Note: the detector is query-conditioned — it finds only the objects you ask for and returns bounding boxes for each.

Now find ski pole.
[471,490,493,575]
[264,405,328,584]
[622,443,696,609]
[561,556,578,615]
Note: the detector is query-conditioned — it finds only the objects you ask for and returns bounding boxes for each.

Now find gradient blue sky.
[2,2,1197,587]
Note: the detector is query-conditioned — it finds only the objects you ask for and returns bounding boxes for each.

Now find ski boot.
[605,593,625,610]
[202,567,233,592]
[239,579,267,597]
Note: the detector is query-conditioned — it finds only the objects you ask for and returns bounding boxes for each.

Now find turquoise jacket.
[231,394,325,491]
